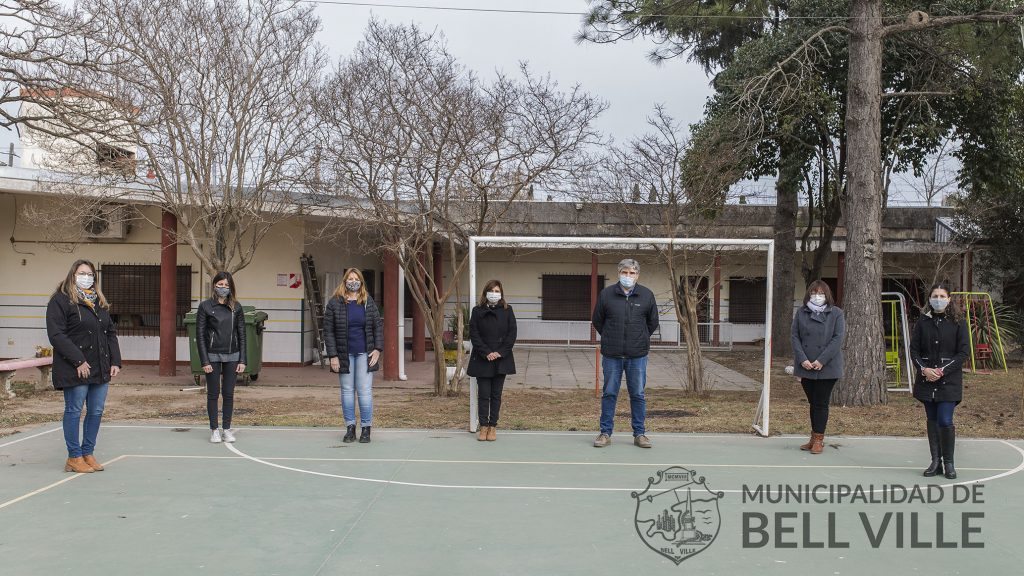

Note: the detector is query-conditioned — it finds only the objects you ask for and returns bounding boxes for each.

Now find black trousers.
[801,378,838,434]
[477,375,506,427]
[206,361,239,430]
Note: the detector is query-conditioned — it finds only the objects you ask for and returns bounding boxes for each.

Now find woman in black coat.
[46,259,122,473]
[468,279,517,442]
[196,271,246,444]
[910,281,969,480]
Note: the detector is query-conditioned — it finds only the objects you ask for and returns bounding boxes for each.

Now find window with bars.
[100,264,192,335]
[541,274,604,321]
[728,277,767,324]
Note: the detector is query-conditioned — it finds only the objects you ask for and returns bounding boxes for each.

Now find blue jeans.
[63,383,109,458]
[339,353,373,427]
[923,401,957,428]
[600,355,647,436]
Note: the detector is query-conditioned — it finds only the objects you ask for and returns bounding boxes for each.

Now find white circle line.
[224,440,1024,494]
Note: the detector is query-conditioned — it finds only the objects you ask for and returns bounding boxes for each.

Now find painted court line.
[0,455,128,510]
[0,426,59,448]
[225,440,1024,494]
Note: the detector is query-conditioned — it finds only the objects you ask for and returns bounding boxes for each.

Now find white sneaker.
[222,428,236,443]
[210,429,222,443]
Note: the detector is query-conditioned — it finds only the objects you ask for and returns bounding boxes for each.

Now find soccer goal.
[467,235,776,437]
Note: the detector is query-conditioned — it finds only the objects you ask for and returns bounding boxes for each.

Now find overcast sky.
[309,0,715,145]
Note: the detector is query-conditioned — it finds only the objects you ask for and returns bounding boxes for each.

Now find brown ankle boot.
[809,433,825,454]
[799,435,814,451]
[478,426,488,441]
[82,454,104,471]
[486,426,497,441]
[65,457,95,473]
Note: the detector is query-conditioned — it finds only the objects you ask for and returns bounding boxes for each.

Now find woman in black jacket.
[910,281,969,479]
[196,272,246,444]
[46,259,122,473]
[324,268,383,444]
[468,279,517,442]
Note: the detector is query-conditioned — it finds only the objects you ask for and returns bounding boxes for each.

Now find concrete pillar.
[159,210,177,376]
[383,252,399,380]
[590,252,598,342]
[713,254,722,346]
[836,252,846,307]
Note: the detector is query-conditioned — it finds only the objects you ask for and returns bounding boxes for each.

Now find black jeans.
[801,378,838,434]
[477,375,506,427]
[206,361,238,430]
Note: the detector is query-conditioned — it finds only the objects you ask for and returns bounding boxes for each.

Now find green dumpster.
[185,306,269,386]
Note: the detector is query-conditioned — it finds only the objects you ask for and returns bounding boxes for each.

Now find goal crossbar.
[468,235,775,437]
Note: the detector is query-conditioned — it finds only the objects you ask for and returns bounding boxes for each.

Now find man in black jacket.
[591,259,659,448]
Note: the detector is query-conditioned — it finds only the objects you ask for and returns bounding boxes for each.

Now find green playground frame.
[952,291,1009,373]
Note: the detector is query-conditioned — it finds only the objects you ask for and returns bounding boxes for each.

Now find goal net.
[467,236,776,437]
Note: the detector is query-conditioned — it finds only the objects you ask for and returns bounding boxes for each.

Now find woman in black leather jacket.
[196,271,246,444]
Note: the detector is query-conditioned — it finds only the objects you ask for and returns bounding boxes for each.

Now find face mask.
[930,298,949,312]
[346,280,361,292]
[486,292,502,304]
[619,275,636,289]
[214,286,231,298]
[810,294,826,306]
[75,274,94,290]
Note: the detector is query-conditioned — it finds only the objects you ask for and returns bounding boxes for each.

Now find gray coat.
[791,305,846,380]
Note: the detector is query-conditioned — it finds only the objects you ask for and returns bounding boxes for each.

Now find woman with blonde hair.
[324,268,383,443]
[46,259,122,473]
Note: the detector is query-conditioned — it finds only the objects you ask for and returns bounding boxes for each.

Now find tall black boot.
[359,426,371,443]
[939,425,957,480]
[923,420,943,477]
[343,425,356,443]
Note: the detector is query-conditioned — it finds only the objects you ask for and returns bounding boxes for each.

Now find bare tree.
[25,0,324,276]
[582,106,739,393]
[898,139,959,206]
[317,20,604,395]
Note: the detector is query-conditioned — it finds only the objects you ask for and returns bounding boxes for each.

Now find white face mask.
[486,292,502,304]
[75,273,95,290]
[810,294,826,306]
[619,275,636,289]
[930,298,949,312]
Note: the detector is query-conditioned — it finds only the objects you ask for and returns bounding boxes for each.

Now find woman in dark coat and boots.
[196,272,247,444]
[46,259,122,473]
[791,280,845,454]
[910,282,969,479]
[324,268,383,444]
[468,279,517,442]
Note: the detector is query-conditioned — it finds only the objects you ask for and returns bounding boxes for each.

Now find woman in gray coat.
[791,280,846,454]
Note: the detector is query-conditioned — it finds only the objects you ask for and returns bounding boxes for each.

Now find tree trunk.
[680,290,706,393]
[835,0,886,406]
[772,139,800,359]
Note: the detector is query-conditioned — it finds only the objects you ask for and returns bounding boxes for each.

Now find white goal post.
[467,236,776,437]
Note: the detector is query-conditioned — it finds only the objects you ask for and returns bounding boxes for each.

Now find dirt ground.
[3,354,1022,439]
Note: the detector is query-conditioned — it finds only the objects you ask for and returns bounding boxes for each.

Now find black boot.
[343,425,356,443]
[923,420,943,477]
[359,426,371,443]
[939,425,957,480]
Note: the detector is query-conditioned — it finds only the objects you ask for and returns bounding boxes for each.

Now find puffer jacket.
[592,283,659,358]
[46,291,122,389]
[910,312,969,403]
[323,295,384,374]
[196,298,247,366]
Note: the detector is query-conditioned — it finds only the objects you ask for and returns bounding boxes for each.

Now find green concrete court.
[2,424,1023,575]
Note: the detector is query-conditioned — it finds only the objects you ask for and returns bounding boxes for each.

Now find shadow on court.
[2,424,1022,575]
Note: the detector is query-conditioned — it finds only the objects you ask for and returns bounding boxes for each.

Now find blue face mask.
[619,275,636,289]
[930,298,949,312]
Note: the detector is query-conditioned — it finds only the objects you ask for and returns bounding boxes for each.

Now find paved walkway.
[9,349,760,391]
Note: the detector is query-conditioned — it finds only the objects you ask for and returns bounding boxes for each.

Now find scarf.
[76,286,98,309]
[807,301,827,314]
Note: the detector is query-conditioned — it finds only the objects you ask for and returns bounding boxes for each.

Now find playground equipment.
[951,292,1009,373]
[882,292,913,392]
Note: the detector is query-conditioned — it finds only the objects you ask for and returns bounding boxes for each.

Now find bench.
[0,356,55,399]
